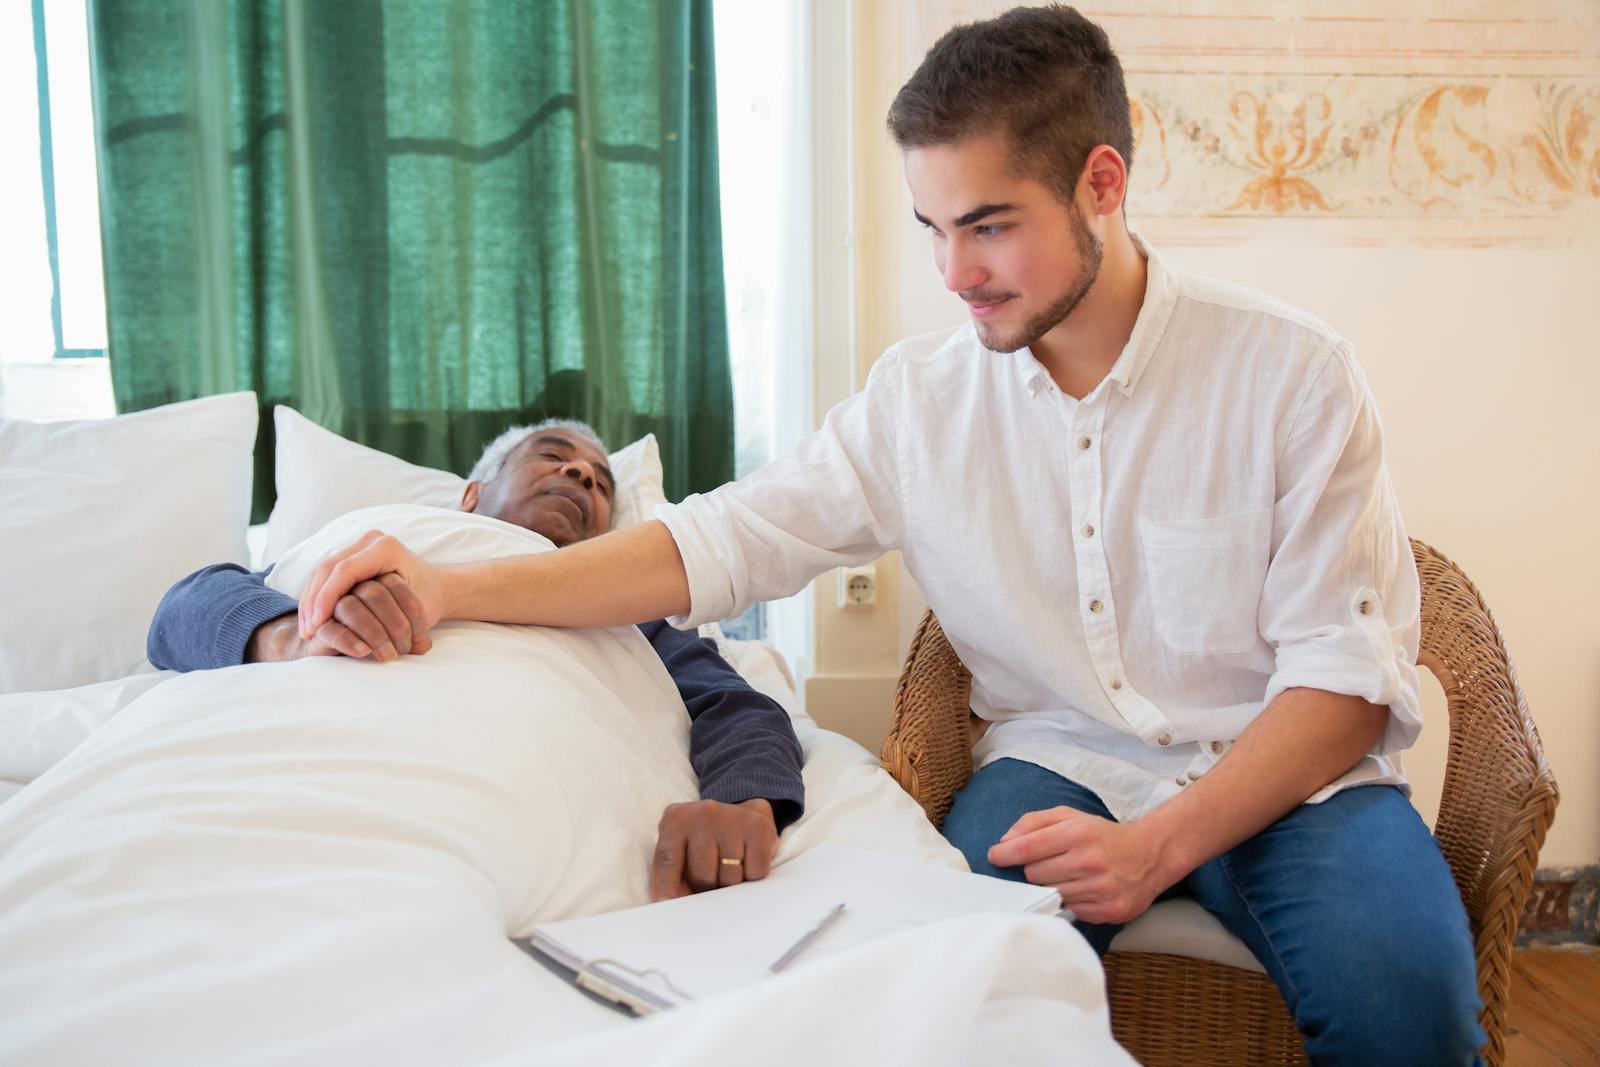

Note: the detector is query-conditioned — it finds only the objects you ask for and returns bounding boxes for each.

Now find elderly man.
[146,419,803,902]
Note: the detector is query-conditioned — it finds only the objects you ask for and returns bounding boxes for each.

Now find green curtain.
[88,0,733,520]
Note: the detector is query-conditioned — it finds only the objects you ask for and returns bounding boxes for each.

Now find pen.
[769,902,847,973]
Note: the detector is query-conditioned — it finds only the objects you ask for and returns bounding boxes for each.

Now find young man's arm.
[991,343,1422,923]
[988,687,1388,924]
[638,619,806,901]
[148,564,428,670]
[298,361,910,641]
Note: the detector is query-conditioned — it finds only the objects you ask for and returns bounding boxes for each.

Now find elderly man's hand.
[649,798,780,901]
[250,572,433,663]
[985,807,1171,925]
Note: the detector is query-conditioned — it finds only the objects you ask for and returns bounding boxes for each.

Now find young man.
[147,419,805,904]
[296,7,1481,1061]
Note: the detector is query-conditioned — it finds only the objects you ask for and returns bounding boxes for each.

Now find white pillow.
[610,433,666,529]
[264,406,665,564]
[0,392,256,694]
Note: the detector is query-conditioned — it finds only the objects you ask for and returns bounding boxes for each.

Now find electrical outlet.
[838,564,876,608]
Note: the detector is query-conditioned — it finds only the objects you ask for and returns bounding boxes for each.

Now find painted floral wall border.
[912,4,1600,246]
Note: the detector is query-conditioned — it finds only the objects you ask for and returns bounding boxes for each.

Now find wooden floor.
[1504,945,1600,1066]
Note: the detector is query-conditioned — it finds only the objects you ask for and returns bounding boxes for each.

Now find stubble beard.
[975,205,1105,355]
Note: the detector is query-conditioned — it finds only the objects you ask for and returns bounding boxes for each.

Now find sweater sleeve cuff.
[215,591,298,666]
[699,773,806,833]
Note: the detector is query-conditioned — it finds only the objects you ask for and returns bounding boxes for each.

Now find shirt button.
[1082,524,1095,538]
[1088,599,1103,613]
[1157,732,1172,747]
[1175,776,1188,787]
[1359,600,1374,615]
[1187,770,1202,782]
[1109,679,1123,691]
[1077,436,1092,450]
[1210,741,1224,755]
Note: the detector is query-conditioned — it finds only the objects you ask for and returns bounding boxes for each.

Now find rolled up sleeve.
[1259,343,1423,755]
[656,356,907,629]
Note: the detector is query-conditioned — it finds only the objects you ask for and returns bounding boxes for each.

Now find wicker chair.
[879,539,1558,1066]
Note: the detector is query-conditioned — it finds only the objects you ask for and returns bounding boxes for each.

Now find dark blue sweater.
[147,564,805,830]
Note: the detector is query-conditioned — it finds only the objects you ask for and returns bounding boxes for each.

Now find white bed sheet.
[0,507,1124,1066]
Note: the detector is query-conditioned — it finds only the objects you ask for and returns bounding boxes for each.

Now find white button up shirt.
[657,235,1421,822]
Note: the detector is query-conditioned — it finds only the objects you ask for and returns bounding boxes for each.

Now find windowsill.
[0,357,115,421]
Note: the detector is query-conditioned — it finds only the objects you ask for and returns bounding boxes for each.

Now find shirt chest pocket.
[1137,509,1272,656]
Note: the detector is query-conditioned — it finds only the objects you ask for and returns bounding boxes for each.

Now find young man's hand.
[649,798,780,901]
[986,807,1174,925]
[249,573,433,663]
[299,531,445,642]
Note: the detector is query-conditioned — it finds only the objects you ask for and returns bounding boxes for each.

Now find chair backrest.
[1413,540,1556,912]
[1410,539,1558,1064]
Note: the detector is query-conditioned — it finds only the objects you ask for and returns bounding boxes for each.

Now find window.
[0,0,113,420]
[712,0,814,654]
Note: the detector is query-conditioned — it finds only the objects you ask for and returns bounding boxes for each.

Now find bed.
[0,394,1130,1065]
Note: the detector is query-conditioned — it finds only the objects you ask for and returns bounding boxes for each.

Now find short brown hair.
[886,5,1133,204]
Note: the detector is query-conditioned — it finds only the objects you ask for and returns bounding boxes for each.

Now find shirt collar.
[1106,231,1176,398]
[1011,347,1050,394]
[1002,230,1178,400]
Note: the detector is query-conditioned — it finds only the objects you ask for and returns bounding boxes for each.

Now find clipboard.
[514,843,1062,1017]
[514,941,683,1016]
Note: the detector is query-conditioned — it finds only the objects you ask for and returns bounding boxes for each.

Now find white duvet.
[0,505,1126,1066]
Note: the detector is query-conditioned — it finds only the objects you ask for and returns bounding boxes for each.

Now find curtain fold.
[89,0,732,520]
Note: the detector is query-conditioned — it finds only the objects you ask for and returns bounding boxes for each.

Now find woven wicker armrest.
[879,611,976,827]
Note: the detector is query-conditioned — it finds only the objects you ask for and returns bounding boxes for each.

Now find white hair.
[468,418,607,484]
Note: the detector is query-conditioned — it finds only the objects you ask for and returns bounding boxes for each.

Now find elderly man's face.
[462,431,615,547]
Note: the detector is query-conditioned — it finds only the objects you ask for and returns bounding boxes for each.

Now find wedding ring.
[719,857,743,866]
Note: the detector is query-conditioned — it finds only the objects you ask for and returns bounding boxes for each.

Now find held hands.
[250,571,433,663]
[649,798,780,902]
[298,530,444,643]
[986,807,1173,925]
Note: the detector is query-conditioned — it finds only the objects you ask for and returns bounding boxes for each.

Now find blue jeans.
[943,759,1485,1066]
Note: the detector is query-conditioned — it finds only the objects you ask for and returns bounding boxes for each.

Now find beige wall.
[801,0,1599,867]
[796,0,917,750]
